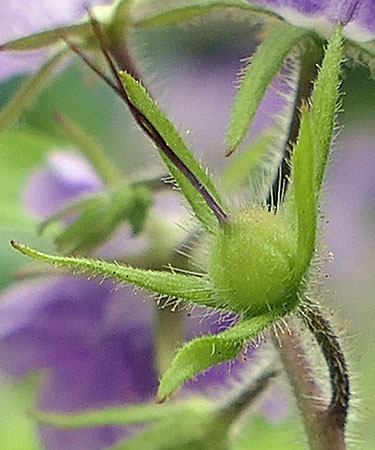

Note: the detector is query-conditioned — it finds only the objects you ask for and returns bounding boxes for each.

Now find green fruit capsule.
[209,208,299,317]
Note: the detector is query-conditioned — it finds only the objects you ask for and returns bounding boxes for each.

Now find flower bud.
[209,208,299,316]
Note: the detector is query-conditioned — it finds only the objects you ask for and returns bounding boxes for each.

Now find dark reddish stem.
[62,14,228,227]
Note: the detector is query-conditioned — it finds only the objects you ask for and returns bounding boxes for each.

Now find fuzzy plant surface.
[11,16,344,413]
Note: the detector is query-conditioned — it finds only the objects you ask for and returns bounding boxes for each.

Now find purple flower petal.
[0,276,158,450]
[252,0,375,42]
[23,150,104,219]
[325,125,375,277]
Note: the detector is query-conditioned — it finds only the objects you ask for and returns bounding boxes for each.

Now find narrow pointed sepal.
[311,25,344,192]
[120,72,226,232]
[10,241,217,308]
[290,106,317,278]
[0,23,91,51]
[227,23,309,154]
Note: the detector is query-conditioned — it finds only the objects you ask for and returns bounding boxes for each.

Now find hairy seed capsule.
[209,209,299,316]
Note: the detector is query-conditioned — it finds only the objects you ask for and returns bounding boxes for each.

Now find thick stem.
[274,304,349,450]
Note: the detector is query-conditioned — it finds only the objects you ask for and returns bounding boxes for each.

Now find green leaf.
[33,399,211,429]
[157,314,274,402]
[0,50,68,135]
[222,134,272,192]
[291,107,316,276]
[0,23,91,51]
[120,72,225,232]
[311,25,344,192]
[227,24,309,154]
[132,0,272,28]
[11,242,217,308]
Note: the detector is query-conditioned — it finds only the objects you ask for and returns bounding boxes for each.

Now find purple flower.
[252,0,375,42]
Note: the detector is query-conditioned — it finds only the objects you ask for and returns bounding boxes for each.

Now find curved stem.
[274,301,349,450]
[299,299,350,428]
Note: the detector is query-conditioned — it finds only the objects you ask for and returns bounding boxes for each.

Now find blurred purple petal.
[252,0,375,42]
[325,125,375,277]
[0,276,158,450]
[23,150,104,219]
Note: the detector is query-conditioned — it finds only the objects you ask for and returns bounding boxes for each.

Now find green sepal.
[227,24,309,155]
[290,107,316,277]
[43,184,152,254]
[120,72,225,233]
[132,0,271,29]
[157,314,274,402]
[11,241,217,308]
[0,50,68,134]
[33,399,211,429]
[311,25,344,193]
[222,134,272,192]
[0,23,91,51]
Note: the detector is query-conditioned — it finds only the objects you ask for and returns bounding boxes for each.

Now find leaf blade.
[157,314,274,402]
